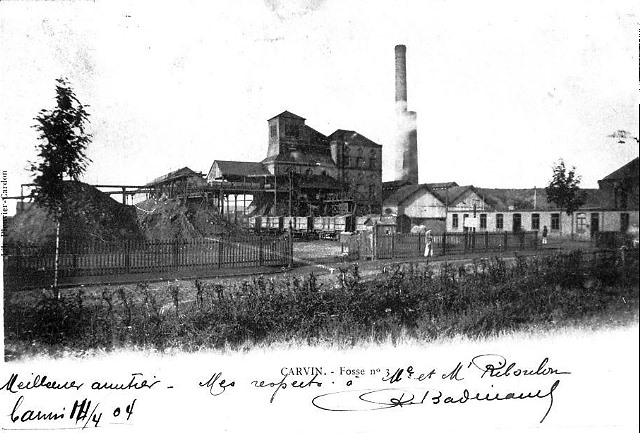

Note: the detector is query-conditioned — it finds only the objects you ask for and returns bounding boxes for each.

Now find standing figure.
[424,229,434,257]
[542,225,548,245]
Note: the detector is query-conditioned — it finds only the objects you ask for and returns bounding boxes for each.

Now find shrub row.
[4,250,638,354]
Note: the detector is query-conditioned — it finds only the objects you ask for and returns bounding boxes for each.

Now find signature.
[470,355,571,379]
[312,380,560,423]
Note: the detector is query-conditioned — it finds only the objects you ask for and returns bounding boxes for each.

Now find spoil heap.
[135,196,245,240]
[7,181,144,246]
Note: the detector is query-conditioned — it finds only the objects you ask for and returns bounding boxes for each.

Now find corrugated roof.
[328,129,382,148]
[600,157,639,182]
[211,160,270,177]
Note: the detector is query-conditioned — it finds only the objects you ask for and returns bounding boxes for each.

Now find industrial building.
[140,44,638,241]
[205,110,383,217]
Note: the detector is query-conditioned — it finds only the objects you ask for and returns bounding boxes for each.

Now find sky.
[1,0,638,214]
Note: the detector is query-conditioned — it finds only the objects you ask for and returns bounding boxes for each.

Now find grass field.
[4,249,638,360]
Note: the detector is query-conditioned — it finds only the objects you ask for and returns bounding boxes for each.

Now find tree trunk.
[570,213,574,241]
[53,216,60,299]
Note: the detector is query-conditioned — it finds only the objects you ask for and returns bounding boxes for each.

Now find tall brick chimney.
[395,45,408,113]
[394,44,418,185]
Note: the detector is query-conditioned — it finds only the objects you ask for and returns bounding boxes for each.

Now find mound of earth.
[7,181,144,246]
[135,196,246,240]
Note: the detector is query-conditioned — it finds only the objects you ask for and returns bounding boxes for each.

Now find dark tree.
[545,159,586,216]
[30,78,92,212]
[29,78,92,292]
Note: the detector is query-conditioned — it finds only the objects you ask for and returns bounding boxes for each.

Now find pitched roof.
[383,179,411,189]
[473,188,611,211]
[382,180,411,201]
[211,160,269,177]
[383,184,442,207]
[383,184,423,206]
[600,157,639,182]
[430,185,475,206]
[581,189,612,209]
[474,188,549,210]
[305,125,329,145]
[425,182,459,189]
[146,167,204,186]
[267,110,306,122]
[328,129,382,148]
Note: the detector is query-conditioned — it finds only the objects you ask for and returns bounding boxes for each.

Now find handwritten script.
[1,354,571,429]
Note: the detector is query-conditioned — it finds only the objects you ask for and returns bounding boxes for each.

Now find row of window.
[452,213,558,230]
[451,212,631,232]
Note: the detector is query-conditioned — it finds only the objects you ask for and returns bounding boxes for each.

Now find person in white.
[424,229,434,257]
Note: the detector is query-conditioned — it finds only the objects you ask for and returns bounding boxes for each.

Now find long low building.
[383,158,639,240]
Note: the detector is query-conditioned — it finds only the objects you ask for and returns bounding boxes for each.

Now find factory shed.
[207,160,269,182]
[145,167,206,198]
[382,184,448,232]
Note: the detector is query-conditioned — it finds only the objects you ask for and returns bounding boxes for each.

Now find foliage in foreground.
[4,251,639,357]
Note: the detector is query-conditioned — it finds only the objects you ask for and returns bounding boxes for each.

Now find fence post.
[173,238,179,270]
[442,231,447,256]
[534,231,538,249]
[484,231,489,251]
[520,231,525,250]
[372,224,378,260]
[218,234,224,268]
[71,240,78,274]
[418,232,422,255]
[288,225,294,268]
[503,231,508,251]
[125,240,131,273]
[258,235,264,266]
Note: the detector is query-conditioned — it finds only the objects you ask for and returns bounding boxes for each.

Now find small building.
[382,183,449,233]
[145,167,206,199]
[206,161,269,183]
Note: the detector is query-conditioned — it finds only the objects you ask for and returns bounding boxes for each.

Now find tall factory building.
[394,44,419,185]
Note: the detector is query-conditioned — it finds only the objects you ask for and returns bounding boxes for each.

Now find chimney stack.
[394,44,419,185]
[395,45,408,113]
